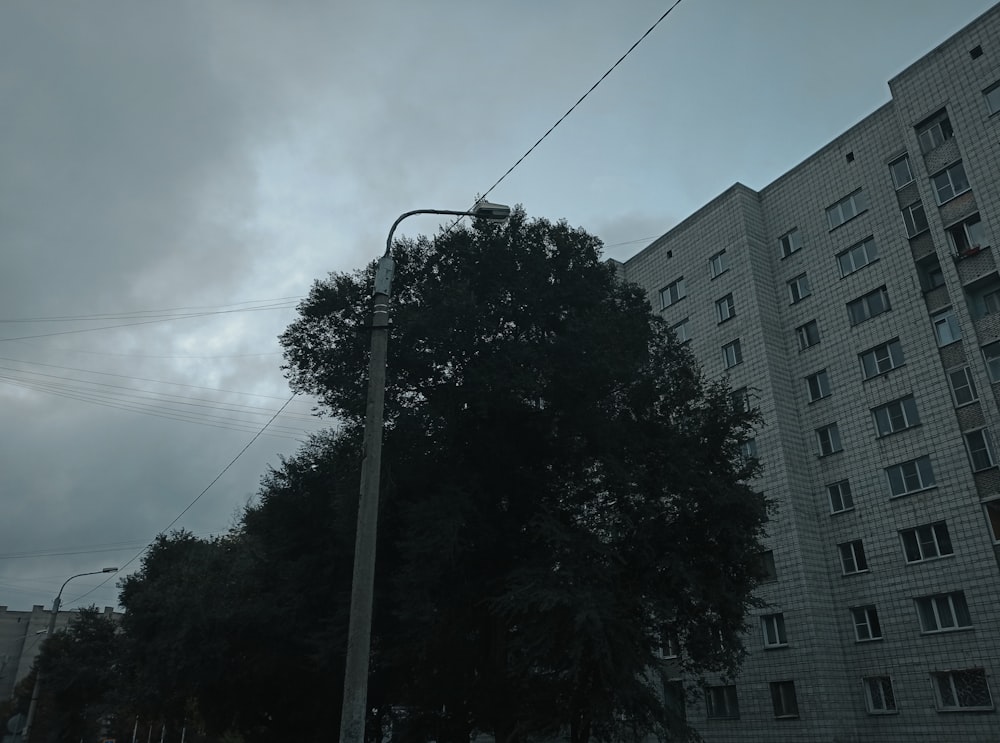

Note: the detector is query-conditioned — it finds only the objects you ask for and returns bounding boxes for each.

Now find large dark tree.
[280,209,768,743]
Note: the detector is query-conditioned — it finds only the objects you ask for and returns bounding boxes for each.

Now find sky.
[1,0,997,612]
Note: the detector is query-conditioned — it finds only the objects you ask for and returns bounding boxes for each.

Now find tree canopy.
[277,209,768,742]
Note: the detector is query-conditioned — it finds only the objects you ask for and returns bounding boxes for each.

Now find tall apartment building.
[617,6,1000,742]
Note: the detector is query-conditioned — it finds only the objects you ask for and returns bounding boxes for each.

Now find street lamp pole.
[339,202,511,743]
[21,566,118,742]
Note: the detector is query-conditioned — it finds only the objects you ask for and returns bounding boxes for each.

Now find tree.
[278,209,768,742]
[28,607,124,743]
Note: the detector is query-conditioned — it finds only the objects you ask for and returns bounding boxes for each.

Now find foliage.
[278,209,768,742]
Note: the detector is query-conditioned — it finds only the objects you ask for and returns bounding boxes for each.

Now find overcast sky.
[1,0,996,612]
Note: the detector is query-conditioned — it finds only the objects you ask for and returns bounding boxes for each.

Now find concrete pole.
[338,261,392,743]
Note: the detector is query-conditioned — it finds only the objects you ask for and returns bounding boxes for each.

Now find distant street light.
[21,567,119,742]
[339,202,511,743]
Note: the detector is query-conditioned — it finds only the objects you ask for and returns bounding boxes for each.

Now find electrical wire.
[65,393,299,607]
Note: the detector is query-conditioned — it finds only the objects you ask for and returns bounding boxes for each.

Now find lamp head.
[102,567,119,573]
[470,201,511,221]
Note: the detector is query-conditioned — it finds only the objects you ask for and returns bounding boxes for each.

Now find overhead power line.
[67,393,299,607]
[478,0,686,204]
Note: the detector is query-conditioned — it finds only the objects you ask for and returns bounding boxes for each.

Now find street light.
[339,201,511,743]
[21,567,119,742]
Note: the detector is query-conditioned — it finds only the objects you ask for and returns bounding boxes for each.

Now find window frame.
[851,605,882,642]
[983,500,1000,544]
[722,339,743,369]
[709,250,729,279]
[705,685,740,720]
[872,395,920,437]
[806,369,831,402]
[932,309,961,346]
[860,339,904,379]
[827,480,854,514]
[916,109,953,154]
[982,342,1000,382]
[670,318,689,344]
[827,189,870,230]
[889,155,913,190]
[787,274,811,304]
[931,161,971,205]
[985,81,1000,115]
[769,680,799,719]
[863,676,897,715]
[797,320,820,351]
[715,293,735,323]
[900,521,953,563]
[847,286,891,326]
[779,229,803,258]
[901,201,929,238]
[947,366,978,407]
[915,591,972,634]
[947,213,987,254]
[932,668,994,712]
[815,423,842,457]
[837,236,879,277]
[839,540,868,575]
[886,455,935,497]
[964,428,997,472]
[660,277,686,309]
[761,613,788,648]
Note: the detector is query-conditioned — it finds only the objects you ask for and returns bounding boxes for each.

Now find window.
[948,213,987,254]
[731,387,749,412]
[839,540,868,574]
[657,629,680,659]
[722,340,742,369]
[787,274,811,304]
[932,309,961,346]
[983,289,1000,316]
[915,592,972,633]
[932,669,993,711]
[806,369,831,401]
[761,613,787,648]
[886,455,935,497]
[769,681,799,719]
[902,202,929,238]
[851,605,882,641]
[964,429,996,471]
[816,424,842,456]
[705,685,740,719]
[983,342,1000,382]
[827,189,870,229]
[948,366,979,408]
[847,286,890,326]
[671,318,690,343]
[986,81,1000,115]
[916,109,953,153]
[660,277,686,309]
[860,339,904,379]
[984,501,1000,544]
[872,395,920,436]
[931,161,971,204]
[797,320,820,350]
[716,293,735,323]
[757,550,777,582]
[739,438,758,459]
[779,229,803,258]
[917,256,945,292]
[709,250,729,278]
[827,480,854,513]
[863,676,897,714]
[837,236,879,277]
[901,522,953,563]
[889,155,913,189]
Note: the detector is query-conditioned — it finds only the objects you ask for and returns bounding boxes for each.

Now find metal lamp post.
[339,201,511,743]
[21,566,119,742]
